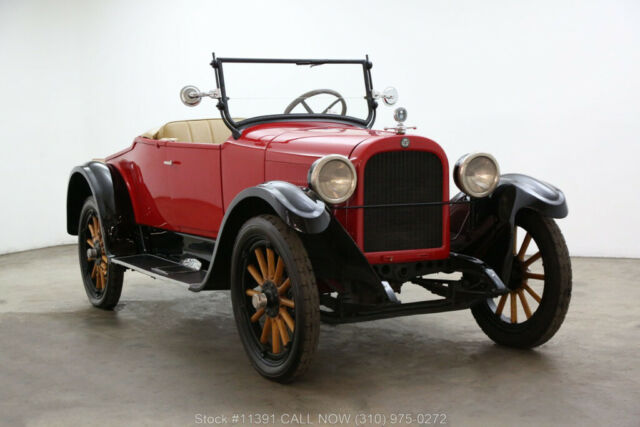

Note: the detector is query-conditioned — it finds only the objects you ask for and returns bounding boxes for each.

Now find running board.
[111,254,206,286]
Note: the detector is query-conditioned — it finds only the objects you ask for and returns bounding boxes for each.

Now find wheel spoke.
[88,223,95,238]
[279,307,295,332]
[100,265,107,290]
[102,255,108,264]
[271,319,281,353]
[274,256,285,285]
[280,297,295,309]
[266,248,275,280]
[254,248,268,281]
[495,294,508,316]
[523,282,542,303]
[525,272,545,281]
[524,251,542,267]
[91,264,97,280]
[278,278,291,295]
[247,264,264,286]
[260,318,271,344]
[276,316,289,346]
[518,289,532,319]
[86,238,94,248]
[510,292,517,323]
[246,289,259,297]
[93,217,100,237]
[517,233,532,260]
[251,308,265,323]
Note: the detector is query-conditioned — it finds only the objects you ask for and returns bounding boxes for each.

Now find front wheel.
[471,210,572,348]
[230,215,320,383]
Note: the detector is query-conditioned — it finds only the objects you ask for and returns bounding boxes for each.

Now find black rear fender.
[66,161,137,255]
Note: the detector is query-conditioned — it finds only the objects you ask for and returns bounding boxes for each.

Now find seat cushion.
[142,118,234,144]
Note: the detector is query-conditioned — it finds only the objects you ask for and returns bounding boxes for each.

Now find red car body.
[107,122,450,265]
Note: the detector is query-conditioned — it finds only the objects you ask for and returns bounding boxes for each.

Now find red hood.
[242,121,391,159]
[246,122,394,186]
[244,121,445,187]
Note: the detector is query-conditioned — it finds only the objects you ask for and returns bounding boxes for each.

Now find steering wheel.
[284,89,347,115]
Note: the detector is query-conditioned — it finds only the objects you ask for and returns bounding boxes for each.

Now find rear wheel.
[471,210,572,348]
[78,197,124,309]
[231,215,320,383]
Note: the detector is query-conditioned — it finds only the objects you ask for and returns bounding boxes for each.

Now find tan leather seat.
[141,118,235,144]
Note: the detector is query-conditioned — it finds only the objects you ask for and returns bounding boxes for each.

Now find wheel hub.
[87,242,102,260]
[261,280,281,317]
[87,247,98,259]
[252,293,268,310]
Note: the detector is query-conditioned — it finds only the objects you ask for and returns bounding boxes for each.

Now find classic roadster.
[67,55,571,382]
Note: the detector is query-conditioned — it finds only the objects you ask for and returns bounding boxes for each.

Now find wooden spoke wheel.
[86,214,108,292]
[471,210,572,348]
[245,246,296,355]
[78,197,123,309]
[231,215,319,383]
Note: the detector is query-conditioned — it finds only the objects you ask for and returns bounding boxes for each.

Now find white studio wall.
[1,0,639,257]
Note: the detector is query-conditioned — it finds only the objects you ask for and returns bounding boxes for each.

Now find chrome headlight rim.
[308,154,357,205]
[454,152,500,198]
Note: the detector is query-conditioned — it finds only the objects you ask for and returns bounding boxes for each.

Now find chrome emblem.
[400,137,410,148]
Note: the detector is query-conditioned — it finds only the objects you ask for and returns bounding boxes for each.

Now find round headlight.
[454,153,500,198]
[308,155,357,204]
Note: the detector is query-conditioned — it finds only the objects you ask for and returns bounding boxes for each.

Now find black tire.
[78,197,124,309]
[471,210,572,348]
[231,214,320,383]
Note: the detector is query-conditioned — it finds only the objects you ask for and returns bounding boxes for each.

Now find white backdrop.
[1,0,639,257]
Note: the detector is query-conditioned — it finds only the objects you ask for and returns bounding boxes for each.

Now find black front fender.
[493,173,568,223]
[193,181,331,291]
[241,181,331,234]
[452,173,568,283]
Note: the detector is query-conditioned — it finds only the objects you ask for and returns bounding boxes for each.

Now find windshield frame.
[210,54,377,138]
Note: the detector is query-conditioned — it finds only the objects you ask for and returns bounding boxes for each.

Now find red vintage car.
[67,55,571,382]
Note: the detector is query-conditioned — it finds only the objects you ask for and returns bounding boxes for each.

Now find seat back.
[142,118,234,144]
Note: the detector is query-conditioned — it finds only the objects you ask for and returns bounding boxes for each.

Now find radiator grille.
[363,151,443,252]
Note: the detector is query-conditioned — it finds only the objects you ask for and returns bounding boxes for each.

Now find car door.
[164,141,224,238]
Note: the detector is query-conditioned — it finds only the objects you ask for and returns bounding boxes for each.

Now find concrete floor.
[0,245,638,427]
